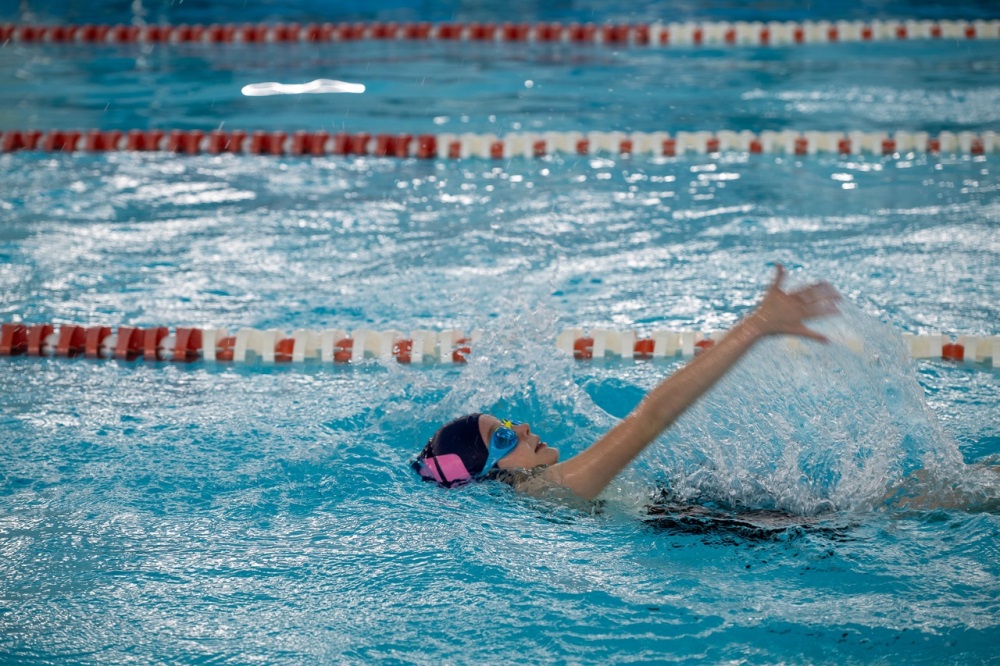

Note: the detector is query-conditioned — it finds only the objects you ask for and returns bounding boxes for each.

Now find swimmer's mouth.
[535,442,547,452]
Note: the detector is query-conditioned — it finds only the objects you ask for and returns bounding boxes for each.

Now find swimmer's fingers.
[768,262,788,295]
[793,282,841,317]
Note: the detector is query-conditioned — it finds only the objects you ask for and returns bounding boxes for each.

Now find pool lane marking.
[0,129,996,158]
[1,20,998,47]
[1,323,996,367]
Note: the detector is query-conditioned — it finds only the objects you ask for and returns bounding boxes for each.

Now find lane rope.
[1,19,998,48]
[1,129,996,158]
[2,323,996,367]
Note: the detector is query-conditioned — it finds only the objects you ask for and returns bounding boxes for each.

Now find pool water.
[2,1,999,664]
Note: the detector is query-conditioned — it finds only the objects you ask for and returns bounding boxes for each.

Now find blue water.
[2,1,999,664]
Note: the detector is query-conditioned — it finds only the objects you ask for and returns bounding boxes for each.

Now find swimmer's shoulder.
[501,466,595,506]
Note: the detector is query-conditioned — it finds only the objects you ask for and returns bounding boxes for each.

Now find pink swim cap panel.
[416,454,475,484]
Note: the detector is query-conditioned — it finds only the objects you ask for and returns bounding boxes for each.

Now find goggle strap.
[430,455,449,485]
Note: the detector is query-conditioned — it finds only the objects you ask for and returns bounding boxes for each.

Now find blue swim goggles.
[478,419,520,478]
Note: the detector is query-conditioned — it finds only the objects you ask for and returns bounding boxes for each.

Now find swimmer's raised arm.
[536,265,841,501]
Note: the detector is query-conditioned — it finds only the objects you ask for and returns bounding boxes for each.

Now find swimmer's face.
[478,415,559,471]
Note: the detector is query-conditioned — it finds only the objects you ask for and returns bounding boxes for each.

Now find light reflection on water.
[2,151,994,338]
[1,7,999,660]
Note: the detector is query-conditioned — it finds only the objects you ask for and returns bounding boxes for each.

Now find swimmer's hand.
[745,264,841,343]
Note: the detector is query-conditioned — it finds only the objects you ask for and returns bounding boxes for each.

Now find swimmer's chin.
[539,444,560,466]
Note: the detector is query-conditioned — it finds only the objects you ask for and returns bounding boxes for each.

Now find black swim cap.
[412,413,487,487]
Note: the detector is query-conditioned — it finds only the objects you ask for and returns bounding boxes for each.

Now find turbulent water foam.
[647,301,999,514]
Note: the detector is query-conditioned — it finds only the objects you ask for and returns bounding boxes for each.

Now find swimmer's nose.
[514,422,531,437]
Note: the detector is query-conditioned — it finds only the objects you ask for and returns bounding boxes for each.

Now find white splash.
[240,79,365,96]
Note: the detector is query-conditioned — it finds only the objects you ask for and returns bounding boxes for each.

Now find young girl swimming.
[413,264,842,501]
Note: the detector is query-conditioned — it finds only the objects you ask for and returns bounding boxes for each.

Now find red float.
[403,23,431,39]
[274,337,295,362]
[0,324,27,355]
[51,26,79,42]
[174,328,203,362]
[349,132,371,155]
[573,337,594,360]
[80,24,110,43]
[207,130,229,154]
[633,338,654,359]
[601,25,630,44]
[452,338,471,363]
[84,326,112,359]
[374,134,395,157]
[371,22,399,39]
[273,23,300,42]
[942,343,964,362]
[502,23,529,41]
[436,23,462,40]
[568,23,596,43]
[114,326,144,359]
[536,23,562,42]
[143,327,168,361]
[26,324,55,356]
[394,134,413,158]
[695,339,715,354]
[394,339,413,363]
[57,325,87,357]
[206,24,236,43]
[417,135,437,159]
[110,25,139,43]
[2,131,24,152]
[145,25,172,42]
[333,337,353,363]
[469,23,497,41]
[331,132,351,155]
[215,336,237,362]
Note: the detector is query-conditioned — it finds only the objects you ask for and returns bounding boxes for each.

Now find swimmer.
[413,264,842,501]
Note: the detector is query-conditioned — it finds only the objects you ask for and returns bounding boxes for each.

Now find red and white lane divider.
[1,323,997,367]
[1,129,996,158]
[1,19,998,47]
[0,323,477,364]
[558,328,1000,366]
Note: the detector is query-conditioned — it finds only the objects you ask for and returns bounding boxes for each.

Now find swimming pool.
[2,1,999,663]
